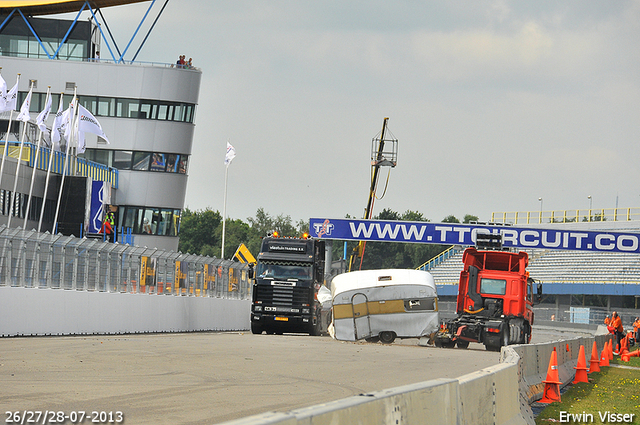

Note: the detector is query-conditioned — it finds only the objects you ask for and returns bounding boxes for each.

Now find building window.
[150,153,166,172]
[18,92,196,123]
[132,152,151,171]
[120,206,181,237]
[117,98,140,118]
[113,151,132,170]
[84,149,188,175]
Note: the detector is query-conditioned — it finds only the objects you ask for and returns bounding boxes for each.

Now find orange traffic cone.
[540,348,562,403]
[600,342,610,367]
[621,335,629,354]
[628,349,640,358]
[622,352,630,362]
[588,341,600,373]
[607,340,613,360]
[573,345,589,384]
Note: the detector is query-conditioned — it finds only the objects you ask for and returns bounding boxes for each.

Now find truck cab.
[436,234,541,351]
[250,234,325,335]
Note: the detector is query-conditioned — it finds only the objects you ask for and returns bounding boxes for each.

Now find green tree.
[463,214,479,223]
[348,208,451,270]
[442,215,460,223]
[178,208,222,255]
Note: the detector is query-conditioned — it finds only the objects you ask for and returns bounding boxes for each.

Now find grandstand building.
[0,1,200,251]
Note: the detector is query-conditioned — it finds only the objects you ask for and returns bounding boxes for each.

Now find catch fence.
[0,225,250,299]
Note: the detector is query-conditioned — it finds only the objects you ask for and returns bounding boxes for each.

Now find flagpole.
[221,162,229,259]
[39,93,64,232]
[0,74,20,199]
[52,88,77,234]
[24,87,51,230]
[8,80,34,228]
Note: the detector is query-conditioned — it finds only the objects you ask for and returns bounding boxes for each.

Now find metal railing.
[491,208,640,225]
[0,225,250,299]
[416,245,460,271]
[0,140,118,189]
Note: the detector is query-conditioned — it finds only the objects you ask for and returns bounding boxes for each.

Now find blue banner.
[309,218,640,253]
[88,180,106,234]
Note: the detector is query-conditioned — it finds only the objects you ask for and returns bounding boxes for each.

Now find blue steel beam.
[0,9,17,32]
[131,0,168,63]
[85,3,118,62]
[97,8,123,59]
[117,0,155,63]
[51,3,87,59]
[17,8,53,59]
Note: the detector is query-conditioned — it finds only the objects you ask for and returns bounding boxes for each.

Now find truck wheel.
[379,331,396,344]
[501,326,510,347]
[251,322,263,335]
[456,340,470,349]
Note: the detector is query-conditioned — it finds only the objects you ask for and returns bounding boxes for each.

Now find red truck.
[435,235,542,351]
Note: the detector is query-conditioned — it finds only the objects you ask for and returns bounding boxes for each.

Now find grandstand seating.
[426,247,640,288]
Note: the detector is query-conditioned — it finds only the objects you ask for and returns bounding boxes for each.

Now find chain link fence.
[0,225,250,299]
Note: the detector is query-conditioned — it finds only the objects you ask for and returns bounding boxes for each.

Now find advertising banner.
[140,256,157,288]
[309,217,640,253]
[204,264,215,291]
[175,261,186,293]
[88,180,109,234]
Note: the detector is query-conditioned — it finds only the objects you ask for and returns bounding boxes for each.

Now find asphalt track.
[0,326,593,425]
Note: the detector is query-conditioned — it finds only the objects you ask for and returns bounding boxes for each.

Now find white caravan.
[331,269,439,344]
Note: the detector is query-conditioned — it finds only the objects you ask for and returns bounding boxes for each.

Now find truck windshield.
[480,278,507,295]
[256,261,311,280]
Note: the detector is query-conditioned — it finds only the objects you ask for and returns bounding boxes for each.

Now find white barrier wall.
[0,286,251,336]
[219,334,613,425]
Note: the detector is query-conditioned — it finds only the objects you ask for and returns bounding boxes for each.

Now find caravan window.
[403,298,436,311]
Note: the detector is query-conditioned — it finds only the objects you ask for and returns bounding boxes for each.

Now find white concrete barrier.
[0,286,250,336]
[218,333,614,425]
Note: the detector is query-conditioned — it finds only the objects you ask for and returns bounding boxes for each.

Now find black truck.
[250,234,325,335]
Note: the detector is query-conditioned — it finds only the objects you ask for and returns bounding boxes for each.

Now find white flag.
[0,74,6,112]
[63,100,75,141]
[225,141,236,165]
[51,99,65,151]
[2,78,20,113]
[77,104,109,146]
[36,92,52,133]
[17,85,33,122]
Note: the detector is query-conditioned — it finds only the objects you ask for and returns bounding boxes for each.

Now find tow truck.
[435,234,542,351]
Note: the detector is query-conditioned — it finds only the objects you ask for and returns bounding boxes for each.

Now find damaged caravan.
[331,269,439,344]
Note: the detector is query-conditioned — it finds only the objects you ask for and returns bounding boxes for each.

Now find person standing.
[102,212,114,242]
[611,311,624,351]
[633,317,640,342]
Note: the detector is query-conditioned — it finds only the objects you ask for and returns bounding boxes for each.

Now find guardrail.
[218,332,613,425]
[416,245,460,271]
[491,208,640,224]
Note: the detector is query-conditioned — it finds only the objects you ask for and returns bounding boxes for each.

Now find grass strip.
[535,356,640,424]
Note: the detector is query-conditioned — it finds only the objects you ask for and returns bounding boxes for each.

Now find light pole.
[587,195,592,221]
[538,197,543,223]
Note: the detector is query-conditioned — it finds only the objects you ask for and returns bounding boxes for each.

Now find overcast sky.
[99,1,640,225]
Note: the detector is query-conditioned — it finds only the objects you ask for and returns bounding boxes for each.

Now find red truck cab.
[436,243,541,351]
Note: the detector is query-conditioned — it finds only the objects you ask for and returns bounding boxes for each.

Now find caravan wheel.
[379,331,396,344]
